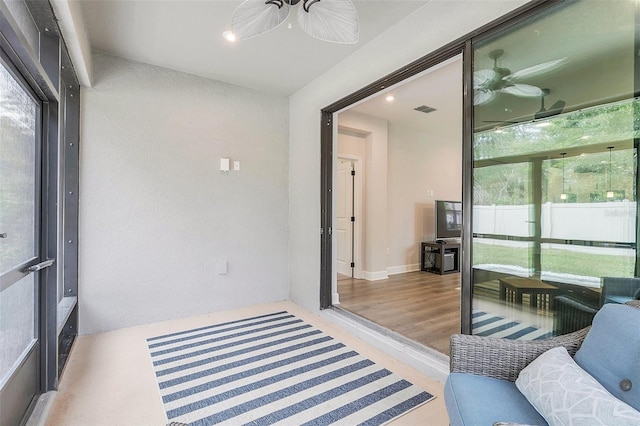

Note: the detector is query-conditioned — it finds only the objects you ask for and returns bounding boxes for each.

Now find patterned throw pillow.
[515,346,640,426]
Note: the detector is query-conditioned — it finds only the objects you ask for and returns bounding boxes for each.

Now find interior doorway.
[335,156,362,279]
[332,55,463,355]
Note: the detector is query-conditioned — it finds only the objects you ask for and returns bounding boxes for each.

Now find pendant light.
[560,152,567,200]
[606,146,614,199]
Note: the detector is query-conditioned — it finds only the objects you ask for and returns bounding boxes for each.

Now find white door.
[336,159,354,277]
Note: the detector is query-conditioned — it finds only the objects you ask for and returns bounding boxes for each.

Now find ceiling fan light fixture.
[229,0,359,44]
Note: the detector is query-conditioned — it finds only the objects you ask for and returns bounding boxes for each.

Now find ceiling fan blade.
[548,99,566,111]
[473,69,500,89]
[473,90,496,106]
[535,99,566,119]
[500,84,544,98]
[231,0,290,40]
[503,57,569,82]
[297,0,359,44]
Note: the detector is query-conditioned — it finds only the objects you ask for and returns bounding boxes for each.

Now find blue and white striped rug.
[472,311,554,340]
[147,311,434,425]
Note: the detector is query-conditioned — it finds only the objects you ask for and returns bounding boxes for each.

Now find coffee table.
[498,276,558,310]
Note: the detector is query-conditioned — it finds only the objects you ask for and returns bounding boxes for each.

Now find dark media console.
[420,241,461,275]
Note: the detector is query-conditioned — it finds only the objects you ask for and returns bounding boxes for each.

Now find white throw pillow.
[515,346,640,426]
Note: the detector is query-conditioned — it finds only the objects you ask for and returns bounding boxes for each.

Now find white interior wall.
[289,0,528,313]
[336,118,462,278]
[79,53,289,334]
[387,123,462,273]
[337,132,366,160]
[338,111,389,280]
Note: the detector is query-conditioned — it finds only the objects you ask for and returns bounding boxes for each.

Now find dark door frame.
[1,1,81,424]
[319,0,561,335]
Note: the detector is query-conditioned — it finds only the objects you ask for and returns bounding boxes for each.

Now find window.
[471,0,638,339]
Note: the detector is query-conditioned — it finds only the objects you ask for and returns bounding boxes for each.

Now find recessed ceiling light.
[223,31,237,42]
[385,95,395,102]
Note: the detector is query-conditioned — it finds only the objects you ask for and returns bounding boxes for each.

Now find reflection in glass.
[471,0,637,339]
[0,62,37,273]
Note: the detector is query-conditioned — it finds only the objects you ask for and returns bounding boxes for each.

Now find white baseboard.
[360,265,421,281]
[332,292,340,304]
[362,270,389,281]
[387,263,421,276]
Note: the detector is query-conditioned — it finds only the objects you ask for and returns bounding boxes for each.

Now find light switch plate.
[220,158,230,172]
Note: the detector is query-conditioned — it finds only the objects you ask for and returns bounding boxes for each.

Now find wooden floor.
[337,271,460,355]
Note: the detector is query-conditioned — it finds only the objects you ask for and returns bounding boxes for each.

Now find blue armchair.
[601,277,640,305]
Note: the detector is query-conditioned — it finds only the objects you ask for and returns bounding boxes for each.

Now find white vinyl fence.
[474,201,636,243]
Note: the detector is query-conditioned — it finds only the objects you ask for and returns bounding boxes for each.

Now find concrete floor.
[46,301,449,425]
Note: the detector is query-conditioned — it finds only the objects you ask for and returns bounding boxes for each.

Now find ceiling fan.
[474,49,568,106]
[534,88,565,120]
[482,88,566,125]
[229,0,359,44]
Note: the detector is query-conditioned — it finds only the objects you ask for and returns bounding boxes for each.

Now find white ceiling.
[78,0,428,95]
[76,0,635,132]
[348,56,462,132]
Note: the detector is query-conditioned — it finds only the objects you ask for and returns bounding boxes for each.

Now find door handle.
[25,259,55,273]
[0,233,7,238]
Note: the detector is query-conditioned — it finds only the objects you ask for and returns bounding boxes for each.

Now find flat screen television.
[435,200,462,239]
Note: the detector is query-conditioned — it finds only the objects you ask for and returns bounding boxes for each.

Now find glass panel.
[0,274,36,383]
[471,0,637,339]
[0,59,39,390]
[0,61,37,273]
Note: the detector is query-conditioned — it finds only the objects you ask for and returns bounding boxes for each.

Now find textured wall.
[79,53,289,334]
[289,1,529,312]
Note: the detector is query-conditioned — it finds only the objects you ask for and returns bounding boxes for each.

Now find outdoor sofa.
[444,301,640,425]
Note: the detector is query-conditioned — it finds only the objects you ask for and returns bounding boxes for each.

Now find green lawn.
[473,242,635,278]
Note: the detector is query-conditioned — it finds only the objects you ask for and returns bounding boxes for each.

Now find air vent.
[414,105,437,114]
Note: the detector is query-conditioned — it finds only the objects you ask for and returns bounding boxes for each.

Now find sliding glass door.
[471,0,638,339]
[0,53,43,426]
